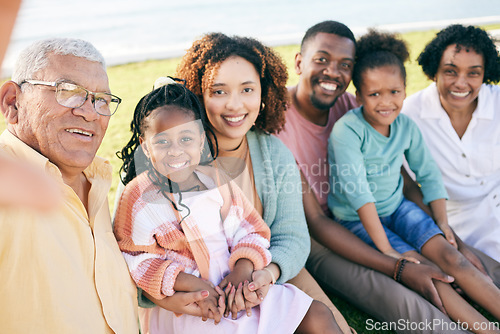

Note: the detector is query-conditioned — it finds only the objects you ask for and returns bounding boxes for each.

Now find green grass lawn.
[2,24,499,333]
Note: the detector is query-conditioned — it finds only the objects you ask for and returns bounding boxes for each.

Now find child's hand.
[429,199,456,248]
[195,282,224,324]
[219,259,253,291]
[222,266,275,318]
[437,222,457,249]
[383,248,420,264]
[222,281,245,319]
[218,259,253,319]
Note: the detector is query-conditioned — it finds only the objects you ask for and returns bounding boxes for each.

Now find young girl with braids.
[328,29,500,333]
[114,79,341,333]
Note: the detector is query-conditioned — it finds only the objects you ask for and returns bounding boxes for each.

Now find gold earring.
[260,102,265,111]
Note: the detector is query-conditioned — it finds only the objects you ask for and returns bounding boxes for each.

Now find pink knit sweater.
[114,168,271,300]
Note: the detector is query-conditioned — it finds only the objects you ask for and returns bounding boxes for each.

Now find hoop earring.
[260,102,265,111]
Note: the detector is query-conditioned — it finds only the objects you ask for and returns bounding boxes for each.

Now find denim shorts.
[338,198,443,254]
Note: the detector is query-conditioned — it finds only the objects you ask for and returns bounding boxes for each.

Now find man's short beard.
[310,91,338,110]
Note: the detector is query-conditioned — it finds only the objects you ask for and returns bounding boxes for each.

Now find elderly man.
[0,38,139,333]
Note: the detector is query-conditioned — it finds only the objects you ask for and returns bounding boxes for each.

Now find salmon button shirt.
[0,130,138,334]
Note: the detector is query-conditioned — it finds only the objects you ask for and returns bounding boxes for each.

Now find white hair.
[11,37,106,84]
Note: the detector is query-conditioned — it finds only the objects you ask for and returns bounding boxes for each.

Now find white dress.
[138,172,312,334]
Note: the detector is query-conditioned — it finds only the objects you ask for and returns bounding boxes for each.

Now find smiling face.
[140,107,205,185]
[435,44,484,115]
[356,65,406,137]
[296,32,355,111]
[13,53,110,177]
[202,56,261,150]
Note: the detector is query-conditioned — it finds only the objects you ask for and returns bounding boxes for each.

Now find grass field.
[2,24,500,333]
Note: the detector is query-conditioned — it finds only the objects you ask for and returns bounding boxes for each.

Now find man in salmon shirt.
[0,37,142,333]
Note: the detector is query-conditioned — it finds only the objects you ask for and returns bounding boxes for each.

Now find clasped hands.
[197,259,275,324]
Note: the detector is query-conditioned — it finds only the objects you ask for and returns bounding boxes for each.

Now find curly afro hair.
[175,32,289,134]
[352,29,409,91]
[418,24,500,84]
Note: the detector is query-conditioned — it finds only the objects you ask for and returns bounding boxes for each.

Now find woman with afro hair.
[402,24,500,264]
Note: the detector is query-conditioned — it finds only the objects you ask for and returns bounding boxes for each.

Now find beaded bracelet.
[393,258,408,282]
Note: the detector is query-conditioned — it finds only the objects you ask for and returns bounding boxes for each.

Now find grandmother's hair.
[176,32,289,134]
[117,81,217,186]
[352,29,409,91]
[418,24,500,84]
[301,20,356,52]
[12,38,106,84]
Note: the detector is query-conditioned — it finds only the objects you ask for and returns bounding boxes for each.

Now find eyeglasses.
[21,80,122,116]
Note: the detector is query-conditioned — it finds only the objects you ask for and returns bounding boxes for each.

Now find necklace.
[216,137,248,180]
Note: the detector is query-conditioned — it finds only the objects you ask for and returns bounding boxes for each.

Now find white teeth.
[168,162,188,169]
[224,115,245,122]
[66,129,92,136]
[450,91,469,97]
[379,111,392,115]
[319,82,338,91]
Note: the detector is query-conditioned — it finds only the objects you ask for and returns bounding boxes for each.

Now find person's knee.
[440,245,470,272]
[296,300,343,334]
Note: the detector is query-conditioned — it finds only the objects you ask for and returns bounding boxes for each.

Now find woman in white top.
[402,24,500,262]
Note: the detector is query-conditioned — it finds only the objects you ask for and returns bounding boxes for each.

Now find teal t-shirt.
[327,107,447,221]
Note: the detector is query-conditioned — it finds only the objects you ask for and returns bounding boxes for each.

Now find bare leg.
[288,268,352,333]
[417,236,500,333]
[405,250,498,334]
[295,300,343,334]
[422,236,500,318]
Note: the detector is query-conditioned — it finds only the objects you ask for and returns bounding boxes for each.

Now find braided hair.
[352,29,409,92]
[117,80,218,216]
[117,79,217,185]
